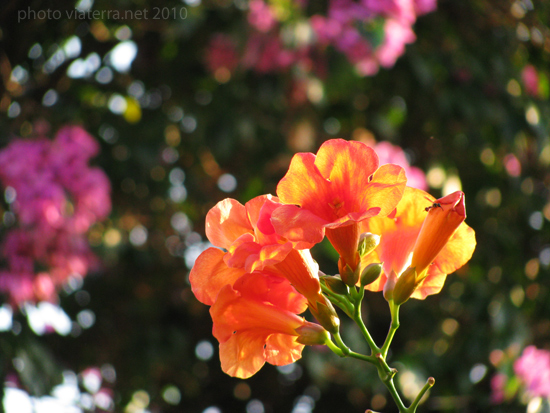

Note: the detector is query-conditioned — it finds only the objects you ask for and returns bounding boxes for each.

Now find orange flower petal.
[219,330,268,378]
[358,164,408,218]
[271,205,327,247]
[206,198,252,249]
[232,271,308,315]
[274,249,322,304]
[409,270,446,300]
[189,247,246,306]
[245,194,277,231]
[360,187,428,281]
[211,274,307,342]
[360,187,476,300]
[412,221,476,299]
[265,333,304,366]
[274,140,406,257]
[314,139,379,216]
[276,151,334,220]
[430,222,476,276]
[211,273,308,378]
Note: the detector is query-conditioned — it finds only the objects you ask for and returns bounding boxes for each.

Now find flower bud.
[411,191,466,278]
[295,322,330,345]
[323,275,349,295]
[383,270,397,302]
[309,298,340,335]
[392,267,418,305]
[359,263,382,287]
[339,260,358,287]
[357,232,380,258]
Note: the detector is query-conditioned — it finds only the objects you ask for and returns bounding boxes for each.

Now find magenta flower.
[374,141,427,190]
[514,346,550,398]
[0,125,111,307]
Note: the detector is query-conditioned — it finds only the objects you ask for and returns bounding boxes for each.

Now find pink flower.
[204,34,240,77]
[374,141,427,190]
[514,346,550,398]
[248,0,278,32]
[490,373,507,404]
[242,33,298,73]
[413,0,437,14]
[0,125,110,306]
[375,18,416,68]
[522,65,540,97]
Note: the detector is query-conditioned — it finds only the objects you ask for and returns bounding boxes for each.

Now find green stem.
[348,350,376,364]
[352,288,380,354]
[325,338,346,357]
[381,301,400,358]
[408,377,435,412]
[320,283,355,317]
[332,331,350,355]
[376,362,407,413]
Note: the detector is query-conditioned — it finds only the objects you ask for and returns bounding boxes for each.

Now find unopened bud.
[393,267,418,305]
[357,232,380,257]
[295,322,330,345]
[383,270,397,302]
[323,275,349,295]
[359,263,382,287]
[340,263,358,287]
[309,298,340,335]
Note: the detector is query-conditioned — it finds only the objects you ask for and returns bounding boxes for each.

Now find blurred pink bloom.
[204,34,240,76]
[204,0,437,80]
[310,0,437,76]
[490,373,507,404]
[0,125,111,307]
[514,346,550,398]
[413,0,437,14]
[522,65,539,97]
[503,153,521,177]
[376,19,416,68]
[51,125,100,162]
[374,141,428,190]
[248,0,278,32]
[242,32,299,73]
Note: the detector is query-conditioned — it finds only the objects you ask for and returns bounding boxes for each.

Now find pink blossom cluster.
[373,140,427,190]
[0,126,111,306]
[491,345,550,404]
[521,64,541,98]
[204,0,437,78]
[312,0,436,75]
[514,345,550,398]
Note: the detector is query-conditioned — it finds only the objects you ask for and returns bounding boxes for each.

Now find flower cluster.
[0,126,111,306]
[190,139,475,379]
[311,0,437,75]
[204,0,437,80]
[491,345,550,404]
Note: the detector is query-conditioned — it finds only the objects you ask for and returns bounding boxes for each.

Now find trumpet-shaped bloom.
[210,272,313,378]
[190,195,321,306]
[360,187,475,299]
[272,139,406,268]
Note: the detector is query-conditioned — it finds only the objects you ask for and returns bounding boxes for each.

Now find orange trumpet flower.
[190,194,323,310]
[272,139,406,273]
[360,187,476,300]
[211,272,326,378]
